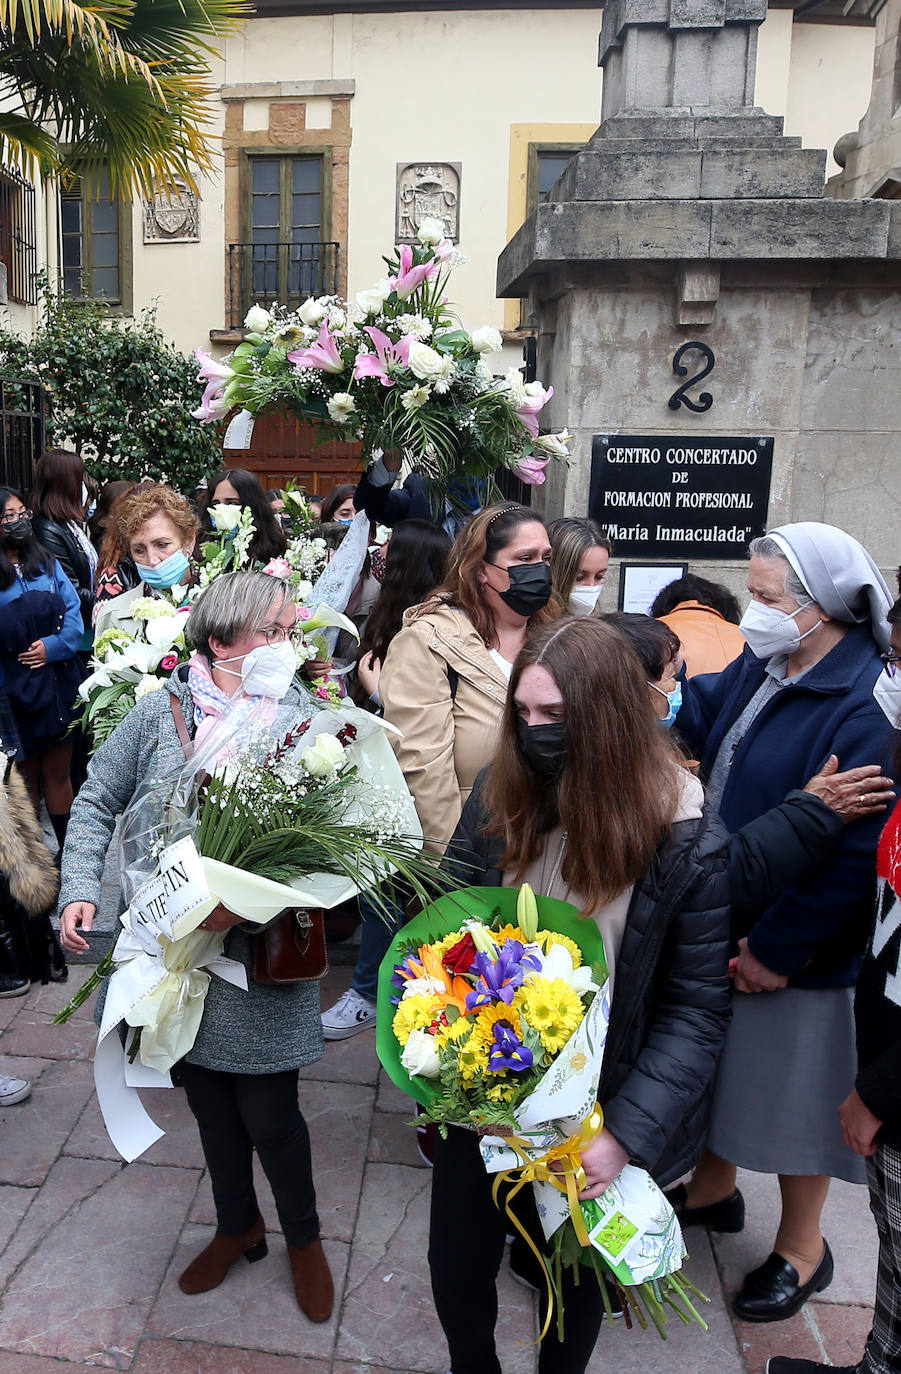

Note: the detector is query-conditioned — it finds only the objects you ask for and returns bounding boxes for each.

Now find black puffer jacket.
[444,776,733,1187]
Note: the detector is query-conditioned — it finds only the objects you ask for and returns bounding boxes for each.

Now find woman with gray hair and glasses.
[673,523,898,1326]
[57,570,335,1324]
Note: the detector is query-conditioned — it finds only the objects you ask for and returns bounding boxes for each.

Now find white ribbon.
[93,909,247,1163]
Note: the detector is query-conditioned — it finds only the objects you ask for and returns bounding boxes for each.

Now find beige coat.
[380,600,508,854]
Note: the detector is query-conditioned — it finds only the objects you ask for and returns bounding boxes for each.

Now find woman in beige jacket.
[380,503,563,854]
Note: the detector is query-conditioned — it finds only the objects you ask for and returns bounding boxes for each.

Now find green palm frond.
[0,0,251,196]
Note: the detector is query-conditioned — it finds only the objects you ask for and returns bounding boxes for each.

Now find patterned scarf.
[186,651,276,751]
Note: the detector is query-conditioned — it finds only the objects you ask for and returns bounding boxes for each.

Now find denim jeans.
[351,890,404,1003]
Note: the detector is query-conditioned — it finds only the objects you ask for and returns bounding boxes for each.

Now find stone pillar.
[828,0,900,199]
[497,0,901,586]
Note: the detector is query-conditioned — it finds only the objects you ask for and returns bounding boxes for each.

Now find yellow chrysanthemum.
[455,1032,489,1083]
[485,1082,518,1104]
[472,1000,524,1048]
[517,978,584,1054]
[433,1014,471,1049]
[536,930,583,966]
[392,993,443,1047]
[494,923,528,945]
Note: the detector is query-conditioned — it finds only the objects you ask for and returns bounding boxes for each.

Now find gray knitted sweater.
[59,676,324,1074]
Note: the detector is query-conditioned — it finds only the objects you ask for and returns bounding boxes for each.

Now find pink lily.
[390,244,438,300]
[353,328,413,387]
[288,320,345,374]
[191,379,230,425]
[509,452,551,486]
[433,238,455,261]
[194,348,234,386]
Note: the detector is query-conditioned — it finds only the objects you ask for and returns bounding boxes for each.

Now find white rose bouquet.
[191,235,572,502]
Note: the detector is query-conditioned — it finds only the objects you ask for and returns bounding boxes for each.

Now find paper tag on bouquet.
[127,836,216,948]
[582,1165,686,1286]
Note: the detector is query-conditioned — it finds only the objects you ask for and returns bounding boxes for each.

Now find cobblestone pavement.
[0,960,879,1373]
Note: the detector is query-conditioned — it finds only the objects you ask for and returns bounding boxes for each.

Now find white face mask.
[217,639,297,699]
[569,585,603,617]
[874,670,901,727]
[739,599,822,660]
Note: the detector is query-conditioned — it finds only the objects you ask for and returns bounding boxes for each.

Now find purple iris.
[487,1021,534,1073]
[465,940,541,1010]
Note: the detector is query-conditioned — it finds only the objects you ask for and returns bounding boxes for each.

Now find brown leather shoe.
[178,1215,267,1294]
[287,1237,334,1322]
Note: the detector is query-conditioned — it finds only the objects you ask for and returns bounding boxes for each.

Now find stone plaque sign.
[589,434,774,560]
[395,162,460,243]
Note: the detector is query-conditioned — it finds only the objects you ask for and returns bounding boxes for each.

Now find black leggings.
[177,1062,319,1248]
[428,1125,604,1374]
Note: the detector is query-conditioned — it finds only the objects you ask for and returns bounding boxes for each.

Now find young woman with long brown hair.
[433,614,734,1374]
[380,503,564,857]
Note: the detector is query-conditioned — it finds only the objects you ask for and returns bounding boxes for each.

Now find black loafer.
[666,1183,745,1233]
[733,1242,833,1323]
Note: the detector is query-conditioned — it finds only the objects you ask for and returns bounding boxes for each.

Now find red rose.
[443,933,477,975]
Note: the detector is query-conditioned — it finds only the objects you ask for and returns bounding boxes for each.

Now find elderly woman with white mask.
[672,523,898,1326]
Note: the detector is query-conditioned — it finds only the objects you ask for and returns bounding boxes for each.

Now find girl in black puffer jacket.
[429,615,734,1374]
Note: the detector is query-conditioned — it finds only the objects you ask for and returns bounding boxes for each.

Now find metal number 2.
[668,341,715,413]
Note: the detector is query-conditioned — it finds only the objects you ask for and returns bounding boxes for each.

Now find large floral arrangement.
[378,885,708,1341]
[192,219,571,493]
[78,504,344,747]
[58,704,447,1163]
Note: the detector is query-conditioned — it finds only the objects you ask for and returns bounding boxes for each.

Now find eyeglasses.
[0,509,30,524]
[882,649,901,678]
[259,623,295,646]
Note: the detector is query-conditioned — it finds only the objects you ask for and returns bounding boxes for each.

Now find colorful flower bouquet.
[377,884,708,1341]
[57,701,446,1162]
[78,509,351,748]
[192,218,572,496]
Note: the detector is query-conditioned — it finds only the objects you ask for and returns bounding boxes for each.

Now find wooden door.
[224,410,364,498]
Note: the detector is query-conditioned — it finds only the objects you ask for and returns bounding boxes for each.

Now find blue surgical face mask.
[137,548,191,590]
[336,516,354,526]
[648,679,682,730]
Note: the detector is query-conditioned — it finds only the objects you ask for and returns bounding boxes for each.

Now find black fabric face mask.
[494,561,553,618]
[1,517,32,546]
[515,717,567,779]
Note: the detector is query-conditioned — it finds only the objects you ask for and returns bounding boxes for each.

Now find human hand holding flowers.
[572,1125,629,1201]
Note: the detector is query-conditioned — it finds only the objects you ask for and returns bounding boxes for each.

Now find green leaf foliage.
[0,276,221,491]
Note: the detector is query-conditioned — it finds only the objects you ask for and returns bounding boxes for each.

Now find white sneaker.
[321,988,377,1040]
[0,1075,31,1106]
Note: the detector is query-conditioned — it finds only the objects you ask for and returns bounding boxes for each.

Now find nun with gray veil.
[671,522,898,1326]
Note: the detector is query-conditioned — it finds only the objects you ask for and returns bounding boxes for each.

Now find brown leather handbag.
[168,693,329,984]
[253,907,329,984]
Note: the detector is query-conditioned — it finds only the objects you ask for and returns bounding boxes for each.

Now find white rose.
[504,366,527,409]
[407,341,446,383]
[469,325,503,354]
[243,305,271,334]
[327,391,357,423]
[328,307,346,330]
[209,502,242,533]
[134,675,165,699]
[400,384,430,412]
[301,732,347,778]
[400,1027,441,1079]
[416,216,445,247]
[298,297,327,327]
[355,279,391,316]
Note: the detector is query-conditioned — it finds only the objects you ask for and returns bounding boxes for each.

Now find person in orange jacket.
[652,573,746,677]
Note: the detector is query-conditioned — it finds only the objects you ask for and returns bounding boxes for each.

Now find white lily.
[301,602,360,641]
[532,941,599,995]
[143,615,187,654]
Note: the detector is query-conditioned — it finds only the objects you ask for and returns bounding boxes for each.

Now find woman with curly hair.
[94,485,200,638]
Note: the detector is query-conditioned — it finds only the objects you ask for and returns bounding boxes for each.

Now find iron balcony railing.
[227,241,341,329]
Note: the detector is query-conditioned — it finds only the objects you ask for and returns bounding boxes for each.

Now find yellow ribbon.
[489,1106,604,1344]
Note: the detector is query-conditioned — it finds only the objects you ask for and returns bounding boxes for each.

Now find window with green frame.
[59,167,132,308]
[244,153,333,313]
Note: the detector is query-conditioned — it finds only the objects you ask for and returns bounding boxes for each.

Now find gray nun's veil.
[767,522,893,653]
